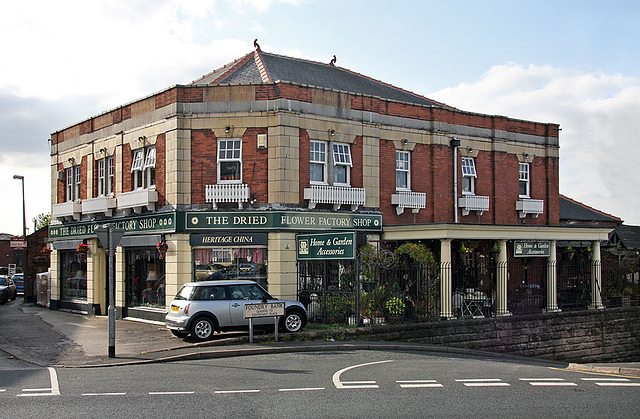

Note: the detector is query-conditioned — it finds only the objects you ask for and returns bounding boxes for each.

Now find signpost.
[243,302,285,343]
[95,225,125,358]
[514,240,551,257]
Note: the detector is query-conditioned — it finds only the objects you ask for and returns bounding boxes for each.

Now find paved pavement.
[1,299,639,375]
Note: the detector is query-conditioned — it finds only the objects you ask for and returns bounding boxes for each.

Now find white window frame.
[332,143,352,186]
[310,140,327,184]
[461,157,476,195]
[396,150,410,191]
[74,165,81,201]
[519,162,530,198]
[131,146,156,190]
[65,167,73,202]
[98,156,114,196]
[217,138,242,183]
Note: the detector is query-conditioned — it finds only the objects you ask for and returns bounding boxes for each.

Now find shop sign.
[190,233,268,246]
[296,232,356,260]
[186,211,382,232]
[10,237,27,249]
[49,213,176,239]
[514,240,551,257]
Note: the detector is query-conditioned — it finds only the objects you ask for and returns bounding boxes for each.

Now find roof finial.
[254,39,261,52]
[329,55,336,66]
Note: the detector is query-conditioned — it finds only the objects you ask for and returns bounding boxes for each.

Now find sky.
[1,0,639,236]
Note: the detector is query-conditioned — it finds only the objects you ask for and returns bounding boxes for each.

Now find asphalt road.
[2,350,638,418]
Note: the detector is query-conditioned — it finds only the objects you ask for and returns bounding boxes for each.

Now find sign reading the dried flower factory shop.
[514,240,551,257]
[296,232,355,260]
[49,213,176,239]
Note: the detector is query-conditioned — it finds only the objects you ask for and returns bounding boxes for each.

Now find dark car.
[0,276,17,304]
[165,280,307,341]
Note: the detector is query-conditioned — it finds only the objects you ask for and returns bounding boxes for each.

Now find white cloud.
[429,64,640,225]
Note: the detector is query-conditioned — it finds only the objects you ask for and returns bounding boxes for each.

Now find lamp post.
[13,175,26,238]
[13,175,27,300]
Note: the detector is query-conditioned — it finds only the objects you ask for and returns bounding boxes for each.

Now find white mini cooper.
[165,280,307,341]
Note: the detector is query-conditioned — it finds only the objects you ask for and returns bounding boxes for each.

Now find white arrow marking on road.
[18,367,60,397]
[332,360,393,389]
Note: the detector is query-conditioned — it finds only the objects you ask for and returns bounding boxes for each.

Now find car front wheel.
[190,317,215,341]
[282,311,304,332]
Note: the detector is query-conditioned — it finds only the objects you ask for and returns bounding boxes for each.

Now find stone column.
[268,232,298,301]
[546,240,560,312]
[440,239,453,319]
[589,240,604,310]
[496,239,510,316]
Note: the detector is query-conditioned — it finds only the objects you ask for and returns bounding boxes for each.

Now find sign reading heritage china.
[514,240,551,257]
[186,211,382,231]
[296,231,356,260]
[190,233,268,246]
[243,302,285,319]
[49,213,176,239]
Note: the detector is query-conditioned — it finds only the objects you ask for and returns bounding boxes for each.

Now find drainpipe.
[450,137,461,223]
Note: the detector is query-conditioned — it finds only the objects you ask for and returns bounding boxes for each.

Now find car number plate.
[171,305,179,312]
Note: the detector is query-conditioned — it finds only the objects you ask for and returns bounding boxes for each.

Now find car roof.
[185,280,258,287]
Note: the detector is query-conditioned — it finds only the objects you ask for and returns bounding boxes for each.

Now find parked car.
[165,280,307,341]
[12,273,24,294]
[0,275,17,304]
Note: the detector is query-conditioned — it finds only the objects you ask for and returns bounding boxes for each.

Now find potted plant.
[76,243,89,254]
[386,296,406,322]
[157,241,169,259]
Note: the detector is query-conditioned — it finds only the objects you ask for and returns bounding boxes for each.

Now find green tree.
[33,213,51,230]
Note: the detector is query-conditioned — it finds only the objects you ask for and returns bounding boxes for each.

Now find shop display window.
[60,250,87,301]
[193,247,268,290]
[125,247,165,308]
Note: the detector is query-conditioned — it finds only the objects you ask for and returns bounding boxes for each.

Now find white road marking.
[593,383,640,387]
[397,380,443,388]
[279,387,325,392]
[18,367,60,397]
[580,378,630,381]
[520,378,577,386]
[149,391,195,395]
[456,379,509,387]
[332,359,393,389]
[0,389,6,392]
[215,389,260,394]
[82,393,127,396]
[580,378,640,386]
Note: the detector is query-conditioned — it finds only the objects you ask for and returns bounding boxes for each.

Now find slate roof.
[611,225,640,250]
[559,195,621,225]
[190,49,452,109]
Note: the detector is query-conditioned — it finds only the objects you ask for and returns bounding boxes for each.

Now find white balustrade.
[303,185,366,211]
[458,194,490,216]
[516,198,544,218]
[391,191,426,215]
[205,183,250,209]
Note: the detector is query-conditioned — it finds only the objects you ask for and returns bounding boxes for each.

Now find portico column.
[440,239,453,319]
[589,240,604,309]
[546,240,560,312]
[496,239,510,316]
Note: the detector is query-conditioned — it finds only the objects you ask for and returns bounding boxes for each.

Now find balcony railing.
[117,189,158,214]
[52,201,82,221]
[516,198,544,218]
[303,184,366,211]
[391,191,426,215]
[458,194,490,216]
[205,183,250,209]
[82,196,116,217]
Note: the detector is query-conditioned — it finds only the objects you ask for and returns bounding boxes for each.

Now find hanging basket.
[157,242,169,259]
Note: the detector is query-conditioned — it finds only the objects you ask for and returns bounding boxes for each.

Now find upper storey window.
[461,157,476,195]
[332,143,352,186]
[310,140,327,183]
[65,165,81,202]
[218,138,242,183]
[519,163,530,198]
[97,156,114,196]
[131,146,156,189]
[396,151,410,190]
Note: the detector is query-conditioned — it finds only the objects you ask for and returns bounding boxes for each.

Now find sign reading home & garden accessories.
[514,240,551,257]
[296,232,355,260]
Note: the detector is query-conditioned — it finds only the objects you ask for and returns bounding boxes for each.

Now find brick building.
[48,45,610,322]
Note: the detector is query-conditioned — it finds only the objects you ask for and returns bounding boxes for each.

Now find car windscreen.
[174,285,195,300]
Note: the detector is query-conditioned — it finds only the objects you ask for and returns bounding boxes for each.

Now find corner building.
[48,46,609,322]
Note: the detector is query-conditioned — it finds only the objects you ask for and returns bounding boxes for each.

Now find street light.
[13,175,26,237]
